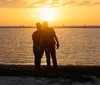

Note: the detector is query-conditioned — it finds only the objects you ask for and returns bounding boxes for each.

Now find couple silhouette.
[32,21,59,69]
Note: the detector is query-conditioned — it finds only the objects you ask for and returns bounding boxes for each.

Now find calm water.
[0,28,100,66]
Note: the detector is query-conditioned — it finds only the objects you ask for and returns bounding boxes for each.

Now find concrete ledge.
[0,65,100,77]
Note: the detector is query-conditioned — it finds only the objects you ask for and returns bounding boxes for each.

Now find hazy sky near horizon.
[0,0,100,26]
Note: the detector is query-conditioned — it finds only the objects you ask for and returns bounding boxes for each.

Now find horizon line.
[0,25,100,28]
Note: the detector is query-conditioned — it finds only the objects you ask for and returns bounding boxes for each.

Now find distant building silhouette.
[84,25,86,27]
[63,24,64,27]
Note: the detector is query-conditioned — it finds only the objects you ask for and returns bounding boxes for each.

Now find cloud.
[0,0,100,8]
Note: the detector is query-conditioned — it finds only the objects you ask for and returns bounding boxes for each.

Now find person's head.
[36,22,42,30]
[43,21,48,29]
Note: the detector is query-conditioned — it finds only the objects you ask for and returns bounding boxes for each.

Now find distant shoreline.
[0,26,100,28]
[0,26,35,28]
[54,26,100,28]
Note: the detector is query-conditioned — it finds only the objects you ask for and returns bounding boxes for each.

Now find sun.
[41,8,56,21]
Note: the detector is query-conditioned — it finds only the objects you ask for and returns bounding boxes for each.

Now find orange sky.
[0,0,100,26]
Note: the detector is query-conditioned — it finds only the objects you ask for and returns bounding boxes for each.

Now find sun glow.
[41,8,56,21]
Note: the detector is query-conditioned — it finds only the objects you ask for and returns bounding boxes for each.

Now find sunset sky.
[0,0,100,26]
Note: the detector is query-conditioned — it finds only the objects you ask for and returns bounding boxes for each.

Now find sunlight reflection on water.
[0,28,100,66]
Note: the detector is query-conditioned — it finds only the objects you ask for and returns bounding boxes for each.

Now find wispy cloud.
[0,0,100,8]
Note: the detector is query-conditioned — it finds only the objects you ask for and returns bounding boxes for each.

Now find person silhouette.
[41,21,59,68]
[32,22,44,69]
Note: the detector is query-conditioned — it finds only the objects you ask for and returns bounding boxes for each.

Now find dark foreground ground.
[0,65,100,84]
[0,65,100,77]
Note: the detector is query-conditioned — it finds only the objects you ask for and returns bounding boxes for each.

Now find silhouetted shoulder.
[32,31,37,40]
[48,27,55,35]
[48,27,54,30]
[33,31,37,35]
[32,30,43,46]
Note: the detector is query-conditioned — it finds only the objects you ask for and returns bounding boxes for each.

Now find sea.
[0,28,100,66]
[0,28,100,85]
